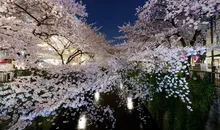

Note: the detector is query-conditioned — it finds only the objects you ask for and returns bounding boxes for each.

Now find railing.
[0,69,33,83]
[190,70,220,87]
[0,71,14,83]
[1,69,219,86]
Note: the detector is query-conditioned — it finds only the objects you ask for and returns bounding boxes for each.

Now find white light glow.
[77,115,87,130]
[94,92,100,102]
[119,82,123,89]
[37,43,48,47]
[127,97,133,110]
[43,59,61,65]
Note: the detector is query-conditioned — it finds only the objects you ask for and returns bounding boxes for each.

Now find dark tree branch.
[170,19,187,47]
[189,30,202,46]
[172,32,187,47]
[14,3,41,26]
[66,50,83,64]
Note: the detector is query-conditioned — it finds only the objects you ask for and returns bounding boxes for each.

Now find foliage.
[146,75,215,130]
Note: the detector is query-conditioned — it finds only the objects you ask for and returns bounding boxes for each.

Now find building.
[37,36,92,66]
[0,50,14,82]
[190,13,220,71]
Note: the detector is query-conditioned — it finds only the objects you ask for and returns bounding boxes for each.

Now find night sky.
[80,0,147,45]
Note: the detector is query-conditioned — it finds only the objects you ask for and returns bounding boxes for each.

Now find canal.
[25,89,159,130]
[2,83,220,130]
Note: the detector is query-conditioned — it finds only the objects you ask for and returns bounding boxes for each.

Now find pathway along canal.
[39,89,159,130]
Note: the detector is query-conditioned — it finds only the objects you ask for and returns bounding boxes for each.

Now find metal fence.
[1,69,219,86]
[190,70,220,87]
[0,71,14,83]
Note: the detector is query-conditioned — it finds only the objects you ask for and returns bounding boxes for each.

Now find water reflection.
[120,82,123,89]
[77,115,87,130]
[140,123,143,129]
[94,92,100,102]
[24,90,158,130]
[127,97,134,110]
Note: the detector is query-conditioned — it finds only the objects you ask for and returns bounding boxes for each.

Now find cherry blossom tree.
[0,0,220,130]
[0,0,110,68]
[119,0,220,47]
[0,1,114,129]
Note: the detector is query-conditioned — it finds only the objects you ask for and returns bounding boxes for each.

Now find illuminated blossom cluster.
[0,0,111,68]
[120,0,220,47]
[117,45,208,111]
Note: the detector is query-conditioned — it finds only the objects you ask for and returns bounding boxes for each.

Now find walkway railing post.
[211,17,215,84]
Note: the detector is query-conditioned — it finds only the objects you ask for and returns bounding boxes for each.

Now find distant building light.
[0,59,11,64]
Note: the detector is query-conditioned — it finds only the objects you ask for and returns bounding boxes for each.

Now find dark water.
[29,90,159,130]
[205,88,220,130]
[5,83,220,130]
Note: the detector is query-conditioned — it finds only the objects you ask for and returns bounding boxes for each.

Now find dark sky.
[80,0,147,44]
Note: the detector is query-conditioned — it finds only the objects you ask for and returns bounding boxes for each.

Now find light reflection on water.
[127,97,134,110]
[119,82,123,89]
[94,92,100,102]
[77,114,87,130]
[140,123,143,129]
[24,89,158,130]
